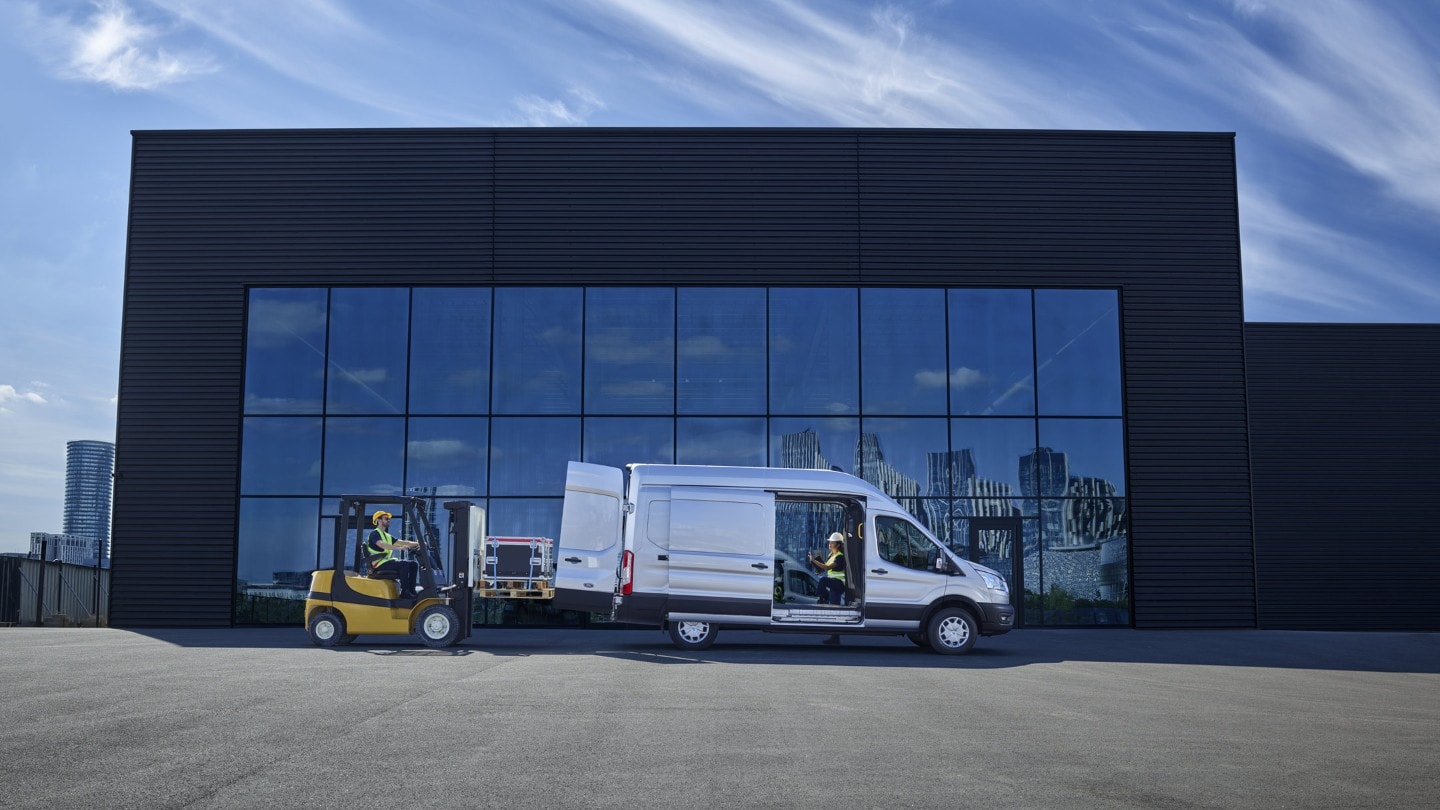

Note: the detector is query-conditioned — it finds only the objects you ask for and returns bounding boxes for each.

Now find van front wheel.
[926,608,977,655]
[668,619,718,651]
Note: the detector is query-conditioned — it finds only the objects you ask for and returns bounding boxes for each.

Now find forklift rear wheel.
[417,604,461,648]
[309,611,350,648]
[668,619,718,651]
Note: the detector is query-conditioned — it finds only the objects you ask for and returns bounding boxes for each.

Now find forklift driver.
[367,510,421,598]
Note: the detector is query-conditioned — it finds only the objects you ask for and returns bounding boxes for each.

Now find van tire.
[926,607,977,655]
[668,619,718,651]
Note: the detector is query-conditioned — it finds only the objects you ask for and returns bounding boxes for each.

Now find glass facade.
[238,287,1129,627]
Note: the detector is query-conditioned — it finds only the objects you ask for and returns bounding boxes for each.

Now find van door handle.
[871,568,889,575]
[751,562,769,570]
[657,555,669,561]
[564,556,582,564]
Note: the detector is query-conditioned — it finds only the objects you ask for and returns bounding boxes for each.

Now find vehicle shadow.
[112,626,1440,674]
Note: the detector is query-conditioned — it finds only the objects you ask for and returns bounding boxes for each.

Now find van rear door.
[553,462,624,614]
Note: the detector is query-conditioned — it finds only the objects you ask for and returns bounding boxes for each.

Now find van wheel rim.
[937,616,970,647]
[315,620,335,641]
[678,621,709,643]
[424,614,450,638]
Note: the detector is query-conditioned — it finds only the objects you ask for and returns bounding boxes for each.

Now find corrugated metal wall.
[1246,323,1440,630]
[114,128,1252,627]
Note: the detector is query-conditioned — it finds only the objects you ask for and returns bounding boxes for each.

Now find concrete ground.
[1,626,1436,809]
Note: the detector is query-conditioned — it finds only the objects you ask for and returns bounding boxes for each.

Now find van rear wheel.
[668,619,718,651]
[926,608,977,655]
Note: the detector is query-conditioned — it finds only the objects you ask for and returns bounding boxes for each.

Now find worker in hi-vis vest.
[366,510,421,598]
[809,532,848,645]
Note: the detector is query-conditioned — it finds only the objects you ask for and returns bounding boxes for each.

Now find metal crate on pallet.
[477,536,554,596]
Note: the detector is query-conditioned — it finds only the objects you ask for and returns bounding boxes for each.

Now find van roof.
[627,464,909,511]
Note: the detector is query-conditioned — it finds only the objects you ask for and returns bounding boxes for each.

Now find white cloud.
[33,0,216,90]
[514,86,606,127]
[0,384,48,406]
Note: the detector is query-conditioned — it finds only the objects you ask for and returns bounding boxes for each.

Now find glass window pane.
[857,418,949,496]
[244,288,327,414]
[583,417,674,470]
[857,418,948,529]
[1038,517,1129,626]
[325,288,409,414]
[1036,419,1127,496]
[677,288,766,414]
[490,417,580,496]
[951,418,1038,497]
[493,288,582,414]
[585,288,675,414]
[322,417,405,496]
[488,498,563,538]
[949,289,1035,416]
[769,288,858,415]
[1035,289,1121,415]
[406,417,488,498]
[861,289,947,415]
[677,418,765,466]
[770,417,859,475]
[241,417,321,495]
[410,288,491,414]
[235,497,318,625]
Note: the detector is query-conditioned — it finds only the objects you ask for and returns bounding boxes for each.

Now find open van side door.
[553,462,624,614]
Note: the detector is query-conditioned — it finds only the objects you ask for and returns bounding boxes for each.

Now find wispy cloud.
[1239,182,1440,321]
[589,0,1130,129]
[513,86,606,126]
[27,0,215,90]
[1116,1,1440,220]
[145,0,467,124]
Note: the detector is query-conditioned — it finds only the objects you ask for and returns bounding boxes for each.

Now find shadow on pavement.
[105,626,1440,674]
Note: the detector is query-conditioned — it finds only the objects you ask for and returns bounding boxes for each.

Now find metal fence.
[0,556,110,627]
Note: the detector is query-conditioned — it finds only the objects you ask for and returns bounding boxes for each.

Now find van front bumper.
[979,602,1015,636]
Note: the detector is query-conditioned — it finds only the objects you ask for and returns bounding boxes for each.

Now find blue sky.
[2,0,1438,554]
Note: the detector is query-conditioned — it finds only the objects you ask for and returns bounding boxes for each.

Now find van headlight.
[978,570,1008,593]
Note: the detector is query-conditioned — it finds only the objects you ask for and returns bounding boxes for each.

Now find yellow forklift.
[304,495,482,648]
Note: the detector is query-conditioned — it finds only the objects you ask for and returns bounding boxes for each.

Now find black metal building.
[113,128,1261,628]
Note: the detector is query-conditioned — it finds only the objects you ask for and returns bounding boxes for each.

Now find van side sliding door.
[665,487,775,622]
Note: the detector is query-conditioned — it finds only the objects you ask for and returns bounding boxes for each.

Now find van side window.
[876,516,938,572]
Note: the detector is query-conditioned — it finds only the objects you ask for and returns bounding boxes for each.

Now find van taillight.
[620,550,634,596]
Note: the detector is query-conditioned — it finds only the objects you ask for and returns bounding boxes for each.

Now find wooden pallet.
[475,585,555,600]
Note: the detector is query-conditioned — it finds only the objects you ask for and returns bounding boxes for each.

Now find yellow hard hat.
[372,510,393,525]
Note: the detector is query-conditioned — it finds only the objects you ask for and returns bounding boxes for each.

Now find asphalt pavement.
[2,626,1436,809]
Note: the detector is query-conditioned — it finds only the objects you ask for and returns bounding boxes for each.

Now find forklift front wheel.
[417,604,462,648]
[309,611,350,648]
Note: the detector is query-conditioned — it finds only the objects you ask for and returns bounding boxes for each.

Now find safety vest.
[367,528,395,569]
[824,551,846,582]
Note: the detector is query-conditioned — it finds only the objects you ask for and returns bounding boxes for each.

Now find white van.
[554,462,1015,654]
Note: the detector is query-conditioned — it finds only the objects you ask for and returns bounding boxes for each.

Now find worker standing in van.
[809,532,847,606]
